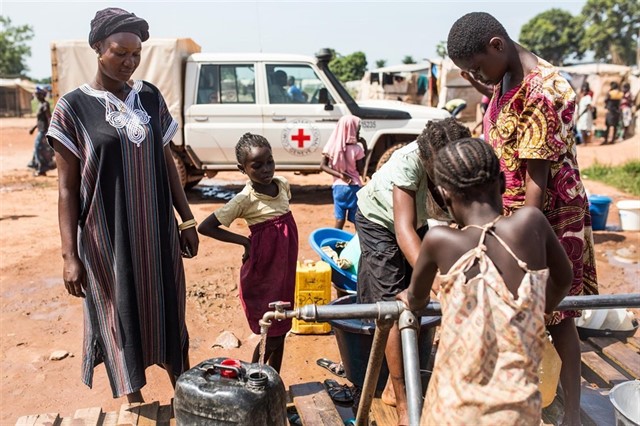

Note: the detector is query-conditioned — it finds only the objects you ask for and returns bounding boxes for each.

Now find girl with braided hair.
[355,117,470,424]
[446,12,597,425]
[397,138,572,425]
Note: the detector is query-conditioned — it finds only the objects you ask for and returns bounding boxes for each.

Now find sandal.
[287,406,302,426]
[324,379,354,406]
[316,358,346,378]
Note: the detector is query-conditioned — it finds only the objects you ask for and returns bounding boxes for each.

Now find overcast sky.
[4,0,586,80]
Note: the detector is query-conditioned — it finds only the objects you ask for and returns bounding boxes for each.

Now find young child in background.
[398,138,572,425]
[447,13,597,424]
[198,133,298,373]
[320,116,366,229]
[603,82,623,145]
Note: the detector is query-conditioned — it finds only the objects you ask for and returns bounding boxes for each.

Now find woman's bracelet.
[178,218,197,231]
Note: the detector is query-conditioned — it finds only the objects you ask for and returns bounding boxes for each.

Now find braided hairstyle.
[416,117,472,169]
[447,12,509,61]
[235,132,272,164]
[434,138,500,198]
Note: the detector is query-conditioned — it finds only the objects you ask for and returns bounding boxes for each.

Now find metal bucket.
[609,380,640,426]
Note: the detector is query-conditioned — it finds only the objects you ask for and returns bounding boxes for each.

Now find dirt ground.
[1,117,638,423]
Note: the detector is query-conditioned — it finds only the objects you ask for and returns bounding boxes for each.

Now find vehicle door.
[184,62,261,167]
[261,63,349,169]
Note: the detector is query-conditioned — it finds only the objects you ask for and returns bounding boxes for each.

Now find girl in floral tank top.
[398,138,572,425]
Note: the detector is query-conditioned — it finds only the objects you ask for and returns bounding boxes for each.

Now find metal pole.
[399,309,422,426]
[355,319,393,426]
[288,294,640,323]
[412,293,640,317]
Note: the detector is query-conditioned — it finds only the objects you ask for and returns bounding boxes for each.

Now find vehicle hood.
[358,100,451,120]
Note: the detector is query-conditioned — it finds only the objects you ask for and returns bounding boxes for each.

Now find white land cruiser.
[50,40,449,188]
[177,48,449,187]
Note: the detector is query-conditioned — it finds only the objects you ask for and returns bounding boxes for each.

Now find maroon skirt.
[240,211,298,336]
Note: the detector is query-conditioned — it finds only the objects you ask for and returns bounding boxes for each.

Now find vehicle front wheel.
[375,143,407,172]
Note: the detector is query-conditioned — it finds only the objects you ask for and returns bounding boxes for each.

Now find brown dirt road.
[1,117,638,423]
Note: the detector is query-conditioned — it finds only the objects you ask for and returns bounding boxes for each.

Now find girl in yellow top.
[198,133,298,373]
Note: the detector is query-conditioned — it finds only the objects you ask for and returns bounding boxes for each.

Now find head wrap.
[88,7,149,47]
[322,115,361,173]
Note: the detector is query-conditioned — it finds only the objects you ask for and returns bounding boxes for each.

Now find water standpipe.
[261,293,640,426]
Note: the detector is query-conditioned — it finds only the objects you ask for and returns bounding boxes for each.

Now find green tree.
[0,16,34,77]
[402,55,416,64]
[519,9,585,65]
[581,0,639,65]
[375,59,387,69]
[329,51,367,82]
[436,41,447,59]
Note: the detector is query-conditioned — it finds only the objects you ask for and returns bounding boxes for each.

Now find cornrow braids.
[447,12,509,61]
[434,138,500,198]
[235,132,272,164]
[416,117,472,162]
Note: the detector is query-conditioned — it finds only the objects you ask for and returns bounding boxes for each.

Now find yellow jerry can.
[291,260,332,334]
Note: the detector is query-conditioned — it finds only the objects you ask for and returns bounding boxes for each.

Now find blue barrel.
[328,295,440,392]
[589,195,612,231]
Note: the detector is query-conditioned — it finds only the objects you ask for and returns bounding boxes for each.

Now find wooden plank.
[580,341,630,387]
[33,414,60,426]
[627,336,640,351]
[370,398,397,426]
[589,337,640,378]
[136,402,159,426]
[579,379,615,426]
[71,408,102,426]
[116,404,141,426]
[290,382,344,426]
[100,412,118,426]
[15,415,40,426]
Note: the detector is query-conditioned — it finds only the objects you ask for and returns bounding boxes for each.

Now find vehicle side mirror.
[318,88,333,111]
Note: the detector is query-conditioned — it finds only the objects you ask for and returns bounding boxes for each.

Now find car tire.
[171,149,188,189]
[375,143,407,171]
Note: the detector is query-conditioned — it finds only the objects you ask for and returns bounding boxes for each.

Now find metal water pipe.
[262,293,640,426]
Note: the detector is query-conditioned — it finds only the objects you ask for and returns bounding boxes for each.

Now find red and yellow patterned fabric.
[422,219,547,425]
[483,59,598,325]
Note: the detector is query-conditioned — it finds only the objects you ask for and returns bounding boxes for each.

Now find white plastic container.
[575,309,608,330]
[601,309,636,331]
[617,200,640,231]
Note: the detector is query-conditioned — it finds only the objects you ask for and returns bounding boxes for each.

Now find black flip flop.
[324,379,353,406]
[316,358,346,378]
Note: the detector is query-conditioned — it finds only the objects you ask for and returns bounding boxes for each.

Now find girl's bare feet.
[381,379,396,406]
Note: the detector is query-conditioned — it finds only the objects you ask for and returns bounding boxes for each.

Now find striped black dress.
[47,81,188,397]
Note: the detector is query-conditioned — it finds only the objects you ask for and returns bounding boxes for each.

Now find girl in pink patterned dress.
[446,12,598,425]
[398,138,572,425]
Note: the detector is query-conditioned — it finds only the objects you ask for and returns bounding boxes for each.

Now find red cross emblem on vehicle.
[291,128,310,148]
[281,120,320,156]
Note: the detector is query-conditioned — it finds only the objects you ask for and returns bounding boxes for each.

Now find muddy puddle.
[193,179,244,201]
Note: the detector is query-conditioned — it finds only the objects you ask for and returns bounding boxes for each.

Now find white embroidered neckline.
[81,81,150,147]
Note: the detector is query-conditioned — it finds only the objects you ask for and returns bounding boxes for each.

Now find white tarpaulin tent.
[0,78,37,117]
[560,63,639,134]
[358,61,441,107]
[50,38,201,144]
